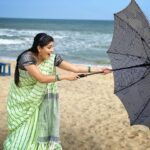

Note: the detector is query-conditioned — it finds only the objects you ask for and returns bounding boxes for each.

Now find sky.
[0,0,149,20]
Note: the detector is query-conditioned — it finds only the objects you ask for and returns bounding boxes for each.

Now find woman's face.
[38,42,54,60]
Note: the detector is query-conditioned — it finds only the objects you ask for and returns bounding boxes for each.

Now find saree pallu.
[3,54,62,150]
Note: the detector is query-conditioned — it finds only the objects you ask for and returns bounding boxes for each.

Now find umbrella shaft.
[112,63,150,71]
[78,63,150,78]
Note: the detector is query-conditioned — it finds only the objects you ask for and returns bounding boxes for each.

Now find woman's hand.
[64,73,80,81]
[101,67,112,75]
[90,66,112,74]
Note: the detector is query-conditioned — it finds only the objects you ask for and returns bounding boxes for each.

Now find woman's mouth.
[47,53,51,57]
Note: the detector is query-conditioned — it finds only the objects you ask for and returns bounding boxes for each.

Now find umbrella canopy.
[107,0,150,128]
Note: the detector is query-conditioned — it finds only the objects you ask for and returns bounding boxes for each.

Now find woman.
[4,33,111,150]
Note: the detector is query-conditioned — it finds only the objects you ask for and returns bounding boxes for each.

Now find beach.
[1,60,150,150]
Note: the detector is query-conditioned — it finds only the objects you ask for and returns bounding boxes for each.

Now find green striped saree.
[4,54,62,150]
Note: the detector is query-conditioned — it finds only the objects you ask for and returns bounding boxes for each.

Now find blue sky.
[0,0,149,20]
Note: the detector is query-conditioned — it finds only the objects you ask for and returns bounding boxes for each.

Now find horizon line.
[0,17,114,21]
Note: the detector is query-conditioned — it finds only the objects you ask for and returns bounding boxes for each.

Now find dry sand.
[0,60,150,150]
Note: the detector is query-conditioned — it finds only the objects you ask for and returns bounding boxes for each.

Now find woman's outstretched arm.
[24,64,80,83]
[58,60,111,74]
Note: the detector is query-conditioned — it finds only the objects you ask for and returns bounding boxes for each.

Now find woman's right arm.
[24,65,79,83]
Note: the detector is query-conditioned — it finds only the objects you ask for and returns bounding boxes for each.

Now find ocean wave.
[53,35,67,39]
[0,29,112,65]
[0,28,46,38]
[53,32,112,53]
[0,28,112,41]
[0,39,24,45]
[0,28,17,37]
[0,31,112,53]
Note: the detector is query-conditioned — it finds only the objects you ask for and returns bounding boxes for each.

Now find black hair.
[14,33,54,87]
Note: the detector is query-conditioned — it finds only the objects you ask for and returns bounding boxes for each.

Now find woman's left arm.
[58,60,111,73]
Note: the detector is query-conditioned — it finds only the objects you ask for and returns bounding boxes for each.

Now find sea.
[0,18,114,65]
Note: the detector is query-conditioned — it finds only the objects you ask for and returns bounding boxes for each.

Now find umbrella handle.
[78,71,103,78]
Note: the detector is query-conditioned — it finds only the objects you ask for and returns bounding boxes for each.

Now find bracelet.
[88,66,91,73]
[55,74,61,81]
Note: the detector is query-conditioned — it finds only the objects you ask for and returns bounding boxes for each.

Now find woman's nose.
[50,48,54,52]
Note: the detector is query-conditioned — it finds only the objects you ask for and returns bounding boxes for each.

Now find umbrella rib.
[115,69,150,125]
[141,38,150,62]
[132,97,150,125]
[115,77,143,94]
[107,51,146,60]
[113,63,150,71]
[115,68,150,94]
[115,14,150,60]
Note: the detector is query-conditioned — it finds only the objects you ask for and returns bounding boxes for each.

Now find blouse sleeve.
[18,52,37,70]
[54,54,63,66]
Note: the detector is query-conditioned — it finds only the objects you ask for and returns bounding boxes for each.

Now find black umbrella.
[107,0,150,128]
[78,0,150,128]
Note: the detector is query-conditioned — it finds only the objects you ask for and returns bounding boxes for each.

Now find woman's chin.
[46,55,51,59]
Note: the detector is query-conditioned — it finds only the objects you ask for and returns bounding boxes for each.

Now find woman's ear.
[37,45,41,53]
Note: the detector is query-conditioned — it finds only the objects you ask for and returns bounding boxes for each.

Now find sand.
[0,60,150,150]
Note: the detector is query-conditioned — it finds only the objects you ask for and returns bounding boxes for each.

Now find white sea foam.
[53,35,67,39]
[0,28,17,37]
[0,28,47,37]
[0,39,24,45]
